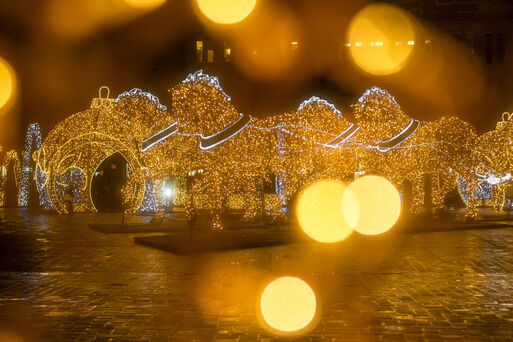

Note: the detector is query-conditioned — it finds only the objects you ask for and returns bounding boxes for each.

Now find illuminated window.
[196,41,203,63]
[291,41,299,57]
[407,40,415,46]
[207,49,214,63]
[224,44,231,62]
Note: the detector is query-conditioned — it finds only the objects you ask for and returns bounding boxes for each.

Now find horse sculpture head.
[171,70,241,137]
[262,96,354,149]
[352,87,412,144]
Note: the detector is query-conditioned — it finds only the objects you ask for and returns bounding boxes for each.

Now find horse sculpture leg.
[465,178,478,221]
[411,177,425,215]
[185,177,200,229]
[491,183,506,211]
[431,173,456,214]
[151,179,164,224]
[204,170,225,230]
[242,176,259,222]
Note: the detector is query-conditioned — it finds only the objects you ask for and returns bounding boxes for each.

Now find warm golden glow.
[346,3,416,75]
[342,175,401,235]
[123,0,167,9]
[260,276,316,333]
[230,6,300,80]
[0,57,15,112]
[296,180,353,243]
[196,0,257,24]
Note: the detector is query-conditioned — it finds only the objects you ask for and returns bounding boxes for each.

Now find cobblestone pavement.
[0,209,513,341]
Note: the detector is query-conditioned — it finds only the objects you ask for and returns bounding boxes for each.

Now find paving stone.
[1,209,513,340]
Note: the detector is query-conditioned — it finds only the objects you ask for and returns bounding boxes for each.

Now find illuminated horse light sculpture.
[37,87,176,214]
[258,96,358,213]
[472,112,513,211]
[169,70,282,229]
[347,87,480,217]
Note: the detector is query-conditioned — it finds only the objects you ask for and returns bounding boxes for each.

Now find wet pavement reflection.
[0,208,512,341]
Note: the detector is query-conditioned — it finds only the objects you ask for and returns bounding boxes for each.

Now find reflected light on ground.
[342,176,401,235]
[0,57,15,113]
[123,0,166,9]
[346,3,416,75]
[0,331,25,342]
[260,276,316,333]
[196,0,256,24]
[296,180,353,243]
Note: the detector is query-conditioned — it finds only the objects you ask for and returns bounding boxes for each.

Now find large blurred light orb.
[0,57,15,112]
[260,276,316,333]
[196,0,257,24]
[296,180,354,243]
[123,0,167,9]
[342,175,401,235]
[346,3,416,75]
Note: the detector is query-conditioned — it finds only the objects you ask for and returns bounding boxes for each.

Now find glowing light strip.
[200,113,251,150]
[115,88,167,111]
[476,172,511,185]
[377,119,419,152]
[298,96,342,116]
[249,124,339,138]
[141,123,178,152]
[183,70,231,101]
[326,124,360,146]
[358,86,400,107]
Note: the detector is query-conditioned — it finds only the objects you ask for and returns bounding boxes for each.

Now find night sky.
[1,0,512,149]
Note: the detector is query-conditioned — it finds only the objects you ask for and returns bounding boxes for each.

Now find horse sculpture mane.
[352,87,412,143]
[171,70,241,137]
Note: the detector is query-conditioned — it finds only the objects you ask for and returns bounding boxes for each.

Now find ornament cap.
[497,112,513,130]
[90,86,114,109]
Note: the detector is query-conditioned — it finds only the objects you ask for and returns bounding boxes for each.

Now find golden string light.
[0,149,21,206]
[8,70,501,224]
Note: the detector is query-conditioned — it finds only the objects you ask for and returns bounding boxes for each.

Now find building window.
[196,41,203,63]
[291,41,299,57]
[497,33,505,63]
[207,49,214,63]
[485,33,493,64]
[224,44,231,62]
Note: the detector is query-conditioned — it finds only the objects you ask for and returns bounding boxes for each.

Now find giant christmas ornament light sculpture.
[37,86,176,214]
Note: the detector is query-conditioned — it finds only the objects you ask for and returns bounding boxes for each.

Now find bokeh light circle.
[0,57,15,112]
[196,0,257,24]
[296,180,354,243]
[342,175,401,235]
[346,3,416,75]
[123,0,167,9]
[260,276,316,333]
